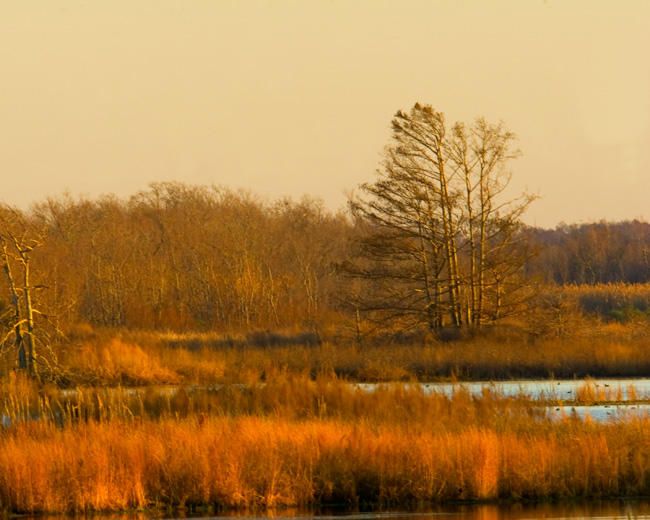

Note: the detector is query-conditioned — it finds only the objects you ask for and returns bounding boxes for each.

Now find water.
[355,378,650,422]
[356,379,650,401]
[25,501,650,520]
[167,500,650,520]
[548,403,650,421]
[58,379,650,402]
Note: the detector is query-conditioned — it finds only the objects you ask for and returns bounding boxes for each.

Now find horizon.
[5,179,649,232]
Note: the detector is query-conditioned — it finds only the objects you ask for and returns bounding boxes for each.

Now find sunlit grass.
[50,316,650,386]
[2,414,650,513]
[0,284,648,512]
[1,371,650,512]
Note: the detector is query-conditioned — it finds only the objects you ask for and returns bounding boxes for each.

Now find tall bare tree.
[447,117,535,326]
[347,103,535,332]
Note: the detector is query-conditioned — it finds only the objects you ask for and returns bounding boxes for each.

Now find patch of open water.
[46,500,650,520]
[19,500,650,520]
[356,379,650,401]
[179,499,650,519]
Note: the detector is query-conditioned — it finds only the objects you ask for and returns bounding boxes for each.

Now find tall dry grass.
[60,336,226,385]
[1,415,650,513]
[564,283,650,319]
[51,317,650,386]
[1,371,650,512]
[0,371,545,429]
[17,282,649,387]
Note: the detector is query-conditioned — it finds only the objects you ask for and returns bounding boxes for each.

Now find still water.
[57,378,650,402]
[357,379,650,401]
[356,379,650,421]
[188,501,650,519]
[27,502,650,520]
[548,403,650,421]
[39,378,650,425]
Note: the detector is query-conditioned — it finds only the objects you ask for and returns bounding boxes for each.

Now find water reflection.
[178,500,650,520]
[16,499,650,520]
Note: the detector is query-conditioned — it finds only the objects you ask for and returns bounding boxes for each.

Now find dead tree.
[447,118,536,327]
[347,103,536,333]
[0,207,57,378]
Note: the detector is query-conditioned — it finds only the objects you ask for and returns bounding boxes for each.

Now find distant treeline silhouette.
[528,220,650,284]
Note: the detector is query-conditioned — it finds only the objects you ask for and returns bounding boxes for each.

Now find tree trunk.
[437,155,462,327]
[22,257,36,375]
[1,244,27,370]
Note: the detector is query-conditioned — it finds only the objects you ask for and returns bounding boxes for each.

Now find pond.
[356,378,650,421]
[357,378,650,401]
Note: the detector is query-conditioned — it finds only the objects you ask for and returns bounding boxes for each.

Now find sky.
[1,0,648,228]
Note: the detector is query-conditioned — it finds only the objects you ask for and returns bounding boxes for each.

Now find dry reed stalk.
[1,416,650,513]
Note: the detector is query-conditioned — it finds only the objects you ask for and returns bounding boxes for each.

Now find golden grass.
[0,371,544,429]
[61,337,226,385]
[1,371,650,512]
[76,339,180,385]
[571,379,643,404]
[562,283,650,317]
[28,283,648,386]
[2,415,650,513]
[50,318,650,386]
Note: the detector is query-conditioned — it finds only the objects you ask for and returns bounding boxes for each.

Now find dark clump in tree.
[345,103,536,333]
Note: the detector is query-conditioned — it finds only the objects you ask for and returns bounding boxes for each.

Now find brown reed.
[0,369,650,512]
[1,414,650,513]
[51,316,650,387]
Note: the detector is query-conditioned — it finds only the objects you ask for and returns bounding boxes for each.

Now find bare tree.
[347,103,535,332]
[447,117,536,327]
[0,206,58,378]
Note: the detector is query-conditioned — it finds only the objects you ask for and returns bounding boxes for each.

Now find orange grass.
[0,371,544,430]
[62,338,226,385]
[1,372,650,513]
[52,318,650,386]
[572,379,644,404]
[1,415,650,513]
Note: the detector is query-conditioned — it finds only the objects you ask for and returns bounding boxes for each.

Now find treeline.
[0,183,349,333]
[0,183,648,337]
[528,220,650,284]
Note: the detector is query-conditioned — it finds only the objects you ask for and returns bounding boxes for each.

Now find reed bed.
[2,414,650,513]
[572,378,644,404]
[52,319,650,386]
[562,283,650,319]
[0,372,544,430]
[1,373,650,512]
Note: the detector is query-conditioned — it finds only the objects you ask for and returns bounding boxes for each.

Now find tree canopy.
[346,103,536,331]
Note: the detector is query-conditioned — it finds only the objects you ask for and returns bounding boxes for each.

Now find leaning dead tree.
[0,207,58,378]
[346,103,536,332]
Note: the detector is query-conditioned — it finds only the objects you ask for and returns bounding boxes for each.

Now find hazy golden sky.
[1,0,648,227]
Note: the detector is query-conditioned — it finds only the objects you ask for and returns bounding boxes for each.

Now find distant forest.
[1,182,648,335]
[529,220,649,284]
